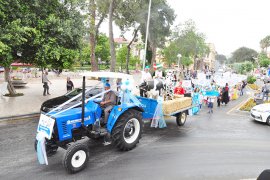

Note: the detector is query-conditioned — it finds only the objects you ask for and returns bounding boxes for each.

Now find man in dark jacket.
[66,77,74,92]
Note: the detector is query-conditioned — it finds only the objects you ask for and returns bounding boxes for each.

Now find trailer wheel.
[63,143,89,174]
[176,111,187,126]
[112,109,142,151]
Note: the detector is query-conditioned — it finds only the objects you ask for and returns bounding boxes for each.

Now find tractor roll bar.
[51,89,111,117]
[45,83,101,116]
[81,76,85,125]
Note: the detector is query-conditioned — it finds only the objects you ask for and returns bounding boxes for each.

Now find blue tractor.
[35,73,144,173]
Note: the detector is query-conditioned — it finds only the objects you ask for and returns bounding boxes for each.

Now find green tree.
[95,34,110,64]
[244,61,253,73]
[81,34,110,65]
[108,0,117,72]
[138,0,176,69]
[0,0,84,95]
[163,20,209,70]
[259,53,270,68]
[116,45,140,70]
[260,35,270,52]
[215,54,227,60]
[163,41,179,67]
[233,61,253,74]
[181,56,193,69]
[114,0,141,73]
[78,0,109,71]
[215,54,227,64]
[231,47,258,63]
[116,46,127,71]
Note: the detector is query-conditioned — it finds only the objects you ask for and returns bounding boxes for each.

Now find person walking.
[222,83,229,105]
[66,77,74,92]
[208,96,215,113]
[262,82,270,101]
[42,71,51,96]
[240,82,244,96]
[217,88,222,107]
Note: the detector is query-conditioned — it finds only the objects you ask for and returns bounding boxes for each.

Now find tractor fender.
[107,105,143,133]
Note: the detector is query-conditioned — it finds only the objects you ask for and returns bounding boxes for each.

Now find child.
[208,96,215,113]
[199,91,203,109]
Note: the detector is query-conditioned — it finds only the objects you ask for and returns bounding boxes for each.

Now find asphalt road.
[1,95,270,180]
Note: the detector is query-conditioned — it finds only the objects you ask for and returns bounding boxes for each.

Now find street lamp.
[177,54,182,69]
[142,0,152,71]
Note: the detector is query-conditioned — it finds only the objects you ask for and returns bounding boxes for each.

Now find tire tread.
[111,109,142,151]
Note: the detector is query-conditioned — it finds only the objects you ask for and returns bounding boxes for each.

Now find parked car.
[11,79,28,87]
[41,86,103,113]
[250,103,270,125]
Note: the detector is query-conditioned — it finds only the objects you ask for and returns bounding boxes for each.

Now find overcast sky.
[167,0,270,56]
[100,0,270,56]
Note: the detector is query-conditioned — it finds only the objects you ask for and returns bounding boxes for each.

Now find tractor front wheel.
[62,143,89,174]
[112,109,143,151]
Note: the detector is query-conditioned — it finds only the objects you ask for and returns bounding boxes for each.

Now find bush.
[247,75,256,84]
[248,83,259,90]
[259,53,270,68]
[233,61,254,74]
[239,99,256,111]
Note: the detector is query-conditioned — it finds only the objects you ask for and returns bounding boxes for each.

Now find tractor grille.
[61,121,68,134]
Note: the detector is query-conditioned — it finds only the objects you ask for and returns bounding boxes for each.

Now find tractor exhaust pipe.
[81,76,85,125]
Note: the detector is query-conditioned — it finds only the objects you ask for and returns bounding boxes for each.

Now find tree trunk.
[109,0,116,72]
[4,67,16,95]
[90,0,98,71]
[126,46,131,74]
[126,27,139,74]
[150,45,157,71]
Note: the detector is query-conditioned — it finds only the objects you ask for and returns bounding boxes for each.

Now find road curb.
[0,113,40,122]
[226,94,251,116]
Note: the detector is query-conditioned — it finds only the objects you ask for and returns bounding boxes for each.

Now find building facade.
[203,43,216,70]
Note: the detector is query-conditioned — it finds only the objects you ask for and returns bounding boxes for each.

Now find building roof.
[114,37,129,44]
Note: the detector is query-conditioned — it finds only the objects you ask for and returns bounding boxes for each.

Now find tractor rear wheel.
[176,111,187,126]
[63,143,89,174]
[112,109,143,151]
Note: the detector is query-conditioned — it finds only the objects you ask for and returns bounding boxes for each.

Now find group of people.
[41,66,247,123]
[42,71,74,96]
[139,66,166,97]
[173,79,248,114]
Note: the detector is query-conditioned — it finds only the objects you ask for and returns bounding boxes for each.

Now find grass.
[248,84,259,90]
[239,98,256,111]
[4,93,24,97]
[239,98,270,111]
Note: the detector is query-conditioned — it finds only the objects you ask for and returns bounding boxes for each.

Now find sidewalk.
[0,71,142,119]
[0,78,98,119]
